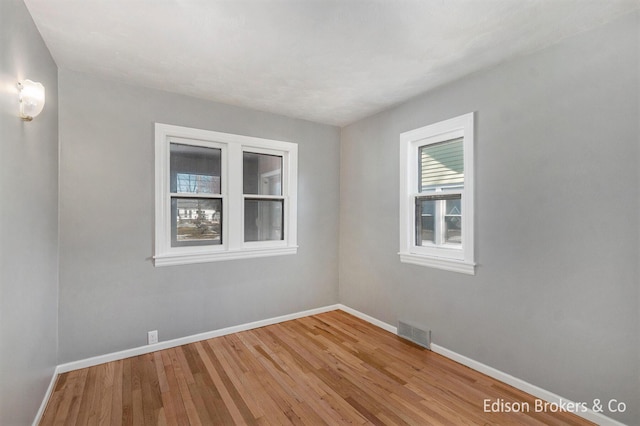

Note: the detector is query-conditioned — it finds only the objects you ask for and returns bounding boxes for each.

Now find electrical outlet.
[148,330,158,345]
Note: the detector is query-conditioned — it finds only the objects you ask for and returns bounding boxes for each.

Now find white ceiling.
[24,0,639,127]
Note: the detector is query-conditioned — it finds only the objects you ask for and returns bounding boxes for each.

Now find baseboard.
[32,366,61,426]
[56,304,341,374]
[339,306,626,426]
[336,304,398,334]
[35,303,626,426]
[33,303,340,425]
[430,344,626,426]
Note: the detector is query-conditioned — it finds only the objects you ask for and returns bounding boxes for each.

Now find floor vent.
[397,321,431,350]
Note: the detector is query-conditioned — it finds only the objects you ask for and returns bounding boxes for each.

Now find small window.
[399,113,475,274]
[154,124,298,266]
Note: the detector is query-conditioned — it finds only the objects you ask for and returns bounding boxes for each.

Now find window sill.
[399,252,475,275]
[154,246,298,267]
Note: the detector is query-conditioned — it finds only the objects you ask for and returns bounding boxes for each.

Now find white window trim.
[399,112,475,275]
[154,123,298,267]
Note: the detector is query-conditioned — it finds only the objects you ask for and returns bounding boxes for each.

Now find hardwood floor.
[41,310,593,425]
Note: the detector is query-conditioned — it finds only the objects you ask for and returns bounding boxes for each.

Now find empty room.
[1,0,639,424]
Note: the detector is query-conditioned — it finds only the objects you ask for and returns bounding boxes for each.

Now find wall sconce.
[18,79,45,121]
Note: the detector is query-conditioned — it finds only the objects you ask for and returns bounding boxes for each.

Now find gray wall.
[0,0,59,424]
[58,69,340,363]
[340,11,639,424]
[5,3,637,424]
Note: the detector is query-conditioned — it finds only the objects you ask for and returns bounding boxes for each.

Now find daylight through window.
[399,113,475,275]
[155,124,298,266]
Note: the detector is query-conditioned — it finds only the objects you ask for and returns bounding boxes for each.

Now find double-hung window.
[399,112,475,275]
[154,123,297,266]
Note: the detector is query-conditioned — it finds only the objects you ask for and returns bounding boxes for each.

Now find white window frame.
[399,112,475,275]
[154,123,298,267]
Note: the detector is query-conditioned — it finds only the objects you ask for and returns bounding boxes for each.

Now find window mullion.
[436,199,444,245]
[243,194,285,201]
[227,143,243,251]
[169,193,223,199]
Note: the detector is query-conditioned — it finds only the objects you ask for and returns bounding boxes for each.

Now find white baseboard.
[338,306,626,426]
[336,304,398,334]
[32,366,61,426]
[35,303,627,426]
[56,304,341,374]
[430,344,626,426]
[34,304,340,424]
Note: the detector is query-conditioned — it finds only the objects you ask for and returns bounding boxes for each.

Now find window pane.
[445,196,462,245]
[171,198,222,246]
[415,194,462,246]
[170,143,221,194]
[419,138,463,191]
[243,152,282,195]
[244,199,283,242]
[415,198,435,245]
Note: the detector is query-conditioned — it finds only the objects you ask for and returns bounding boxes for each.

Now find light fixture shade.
[18,79,45,121]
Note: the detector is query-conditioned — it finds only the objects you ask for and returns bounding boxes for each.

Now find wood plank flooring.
[40,310,594,425]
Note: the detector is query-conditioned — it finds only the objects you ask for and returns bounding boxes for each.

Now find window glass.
[171,198,222,246]
[415,194,462,246]
[415,198,435,245]
[244,199,283,242]
[243,152,282,195]
[419,138,463,191]
[170,143,221,194]
[444,196,462,245]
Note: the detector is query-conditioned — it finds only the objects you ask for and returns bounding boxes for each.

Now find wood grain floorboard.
[40,310,595,425]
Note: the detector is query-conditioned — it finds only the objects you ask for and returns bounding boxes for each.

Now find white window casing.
[399,112,475,275]
[154,123,298,267]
